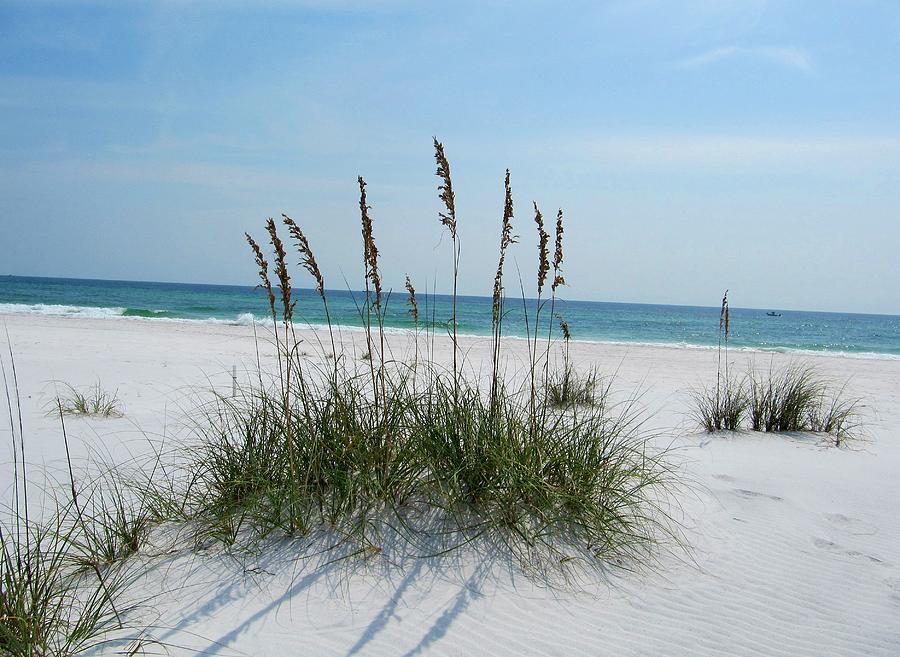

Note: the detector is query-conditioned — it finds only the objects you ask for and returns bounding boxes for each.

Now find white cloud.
[673,45,813,72]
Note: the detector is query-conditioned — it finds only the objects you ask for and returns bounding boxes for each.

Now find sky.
[1,0,898,314]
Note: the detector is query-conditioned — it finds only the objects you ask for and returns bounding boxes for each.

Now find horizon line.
[3,273,898,319]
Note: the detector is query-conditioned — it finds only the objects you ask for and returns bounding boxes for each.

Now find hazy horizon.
[4,272,899,318]
[2,1,899,315]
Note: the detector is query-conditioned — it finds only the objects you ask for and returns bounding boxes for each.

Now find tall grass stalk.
[358,176,386,413]
[433,138,460,390]
[542,210,565,377]
[693,290,748,432]
[405,275,420,366]
[529,202,550,422]
[717,291,729,417]
[490,169,516,413]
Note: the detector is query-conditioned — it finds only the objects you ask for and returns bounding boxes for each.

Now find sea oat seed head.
[552,208,565,291]
[358,176,382,307]
[266,218,293,322]
[433,137,457,238]
[720,289,729,333]
[405,275,419,325]
[245,232,276,320]
[492,169,516,324]
[533,201,550,295]
[282,214,325,299]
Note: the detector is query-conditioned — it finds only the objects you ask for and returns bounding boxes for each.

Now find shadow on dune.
[114,504,637,656]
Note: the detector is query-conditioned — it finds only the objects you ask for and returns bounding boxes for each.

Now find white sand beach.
[2,313,900,656]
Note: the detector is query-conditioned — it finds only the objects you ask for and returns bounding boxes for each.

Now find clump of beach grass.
[692,377,749,433]
[808,383,863,446]
[412,371,668,565]
[55,381,123,418]
[1,511,125,657]
[150,139,678,574]
[64,473,152,573]
[2,349,126,657]
[543,318,603,409]
[545,365,603,408]
[747,362,862,446]
[690,295,861,444]
[747,362,821,433]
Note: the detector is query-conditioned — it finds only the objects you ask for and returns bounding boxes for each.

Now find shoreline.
[2,308,898,362]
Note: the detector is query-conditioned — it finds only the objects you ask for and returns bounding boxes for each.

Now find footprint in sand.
[813,537,888,566]
[825,513,878,536]
[733,488,783,502]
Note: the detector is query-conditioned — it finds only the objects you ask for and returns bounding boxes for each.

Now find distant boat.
[766,311,782,317]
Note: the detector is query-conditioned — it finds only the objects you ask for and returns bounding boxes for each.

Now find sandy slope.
[2,313,899,656]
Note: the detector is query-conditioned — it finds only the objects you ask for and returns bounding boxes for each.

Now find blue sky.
[1,0,898,314]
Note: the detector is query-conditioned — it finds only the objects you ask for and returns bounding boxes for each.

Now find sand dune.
[2,313,899,656]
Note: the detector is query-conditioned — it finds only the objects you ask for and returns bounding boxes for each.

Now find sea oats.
[245,232,276,321]
[533,202,549,295]
[283,214,325,299]
[266,218,293,323]
[358,176,382,308]
[492,169,516,325]
[405,275,419,325]
[433,137,457,238]
[552,209,565,292]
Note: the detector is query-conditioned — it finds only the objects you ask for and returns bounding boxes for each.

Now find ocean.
[1,275,898,358]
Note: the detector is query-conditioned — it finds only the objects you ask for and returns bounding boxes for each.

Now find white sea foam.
[0,302,127,318]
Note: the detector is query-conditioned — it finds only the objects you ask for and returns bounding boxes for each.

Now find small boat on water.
[766,311,782,317]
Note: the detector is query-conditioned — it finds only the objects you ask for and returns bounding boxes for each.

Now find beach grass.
[0,141,680,656]
[691,375,750,432]
[154,139,679,570]
[0,510,125,657]
[174,353,672,568]
[808,382,863,446]
[2,352,126,656]
[692,291,750,432]
[63,473,152,573]
[748,362,862,445]
[691,295,862,444]
[544,364,604,409]
[55,381,123,418]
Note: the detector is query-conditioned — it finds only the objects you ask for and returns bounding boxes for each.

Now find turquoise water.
[1,275,898,358]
